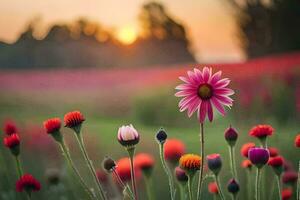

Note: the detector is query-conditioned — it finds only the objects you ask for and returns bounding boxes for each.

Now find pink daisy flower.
[175,67,234,123]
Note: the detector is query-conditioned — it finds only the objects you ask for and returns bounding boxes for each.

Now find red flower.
[16,174,41,193]
[249,125,274,138]
[208,182,218,194]
[3,120,18,135]
[295,134,300,148]
[164,139,185,162]
[282,171,298,184]
[241,160,252,169]
[115,157,141,182]
[96,170,108,184]
[268,156,284,167]
[240,143,255,158]
[4,133,20,149]
[135,153,154,171]
[282,188,292,200]
[268,147,279,157]
[64,111,85,128]
[43,118,61,134]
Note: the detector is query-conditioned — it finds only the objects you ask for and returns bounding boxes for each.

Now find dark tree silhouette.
[226,0,300,58]
[0,2,195,68]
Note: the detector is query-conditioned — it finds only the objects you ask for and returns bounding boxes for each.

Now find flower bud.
[3,133,20,156]
[135,153,154,177]
[103,157,116,172]
[208,182,218,194]
[64,111,85,134]
[268,156,284,176]
[206,154,222,175]
[282,171,298,185]
[174,167,188,183]
[248,148,270,169]
[179,154,201,174]
[224,125,238,146]
[227,178,239,194]
[43,118,62,142]
[241,160,252,170]
[295,134,300,148]
[117,124,139,147]
[156,128,167,144]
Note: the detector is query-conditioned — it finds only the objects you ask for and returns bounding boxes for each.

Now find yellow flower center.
[198,84,213,100]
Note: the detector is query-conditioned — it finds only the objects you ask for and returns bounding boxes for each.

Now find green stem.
[15,156,23,178]
[255,168,261,200]
[187,174,194,200]
[231,194,237,200]
[196,123,205,200]
[178,183,186,200]
[297,160,300,200]
[25,191,31,200]
[229,146,238,180]
[144,176,154,200]
[159,143,175,200]
[112,169,134,200]
[215,175,225,200]
[246,169,252,200]
[59,141,95,200]
[276,175,281,200]
[75,133,106,200]
[127,148,138,200]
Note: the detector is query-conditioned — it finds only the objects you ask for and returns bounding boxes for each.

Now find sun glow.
[116,25,137,45]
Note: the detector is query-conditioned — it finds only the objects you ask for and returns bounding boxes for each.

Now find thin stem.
[15,156,23,178]
[59,141,95,200]
[215,175,225,200]
[246,169,252,200]
[159,143,176,200]
[297,160,300,200]
[26,192,31,200]
[144,176,154,200]
[112,169,134,200]
[196,123,205,200]
[187,174,194,200]
[75,133,106,200]
[255,168,261,200]
[128,148,138,200]
[229,146,238,180]
[276,175,281,200]
[178,183,186,200]
[231,194,237,200]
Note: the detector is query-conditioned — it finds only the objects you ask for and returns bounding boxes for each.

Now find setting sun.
[116,25,138,45]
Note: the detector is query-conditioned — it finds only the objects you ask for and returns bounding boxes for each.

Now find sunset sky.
[0,0,244,62]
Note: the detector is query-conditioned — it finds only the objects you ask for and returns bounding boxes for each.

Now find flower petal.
[187,99,201,117]
[215,95,233,106]
[179,76,191,84]
[175,90,196,97]
[214,78,230,88]
[202,67,211,82]
[214,88,235,96]
[211,97,226,116]
[207,101,213,122]
[198,101,207,123]
[209,70,222,85]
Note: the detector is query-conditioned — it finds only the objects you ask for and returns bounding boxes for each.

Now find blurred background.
[0,0,299,199]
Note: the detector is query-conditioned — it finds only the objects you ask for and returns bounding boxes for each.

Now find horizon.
[0,0,243,63]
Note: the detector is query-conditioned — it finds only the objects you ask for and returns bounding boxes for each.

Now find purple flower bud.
[224,125,238,146]
[248,148,270,168]
[206,154,222,175]
[174,167,188,182]
[227,178,240,194]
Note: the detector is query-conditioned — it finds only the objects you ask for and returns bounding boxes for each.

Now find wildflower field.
[0,53,300,200]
